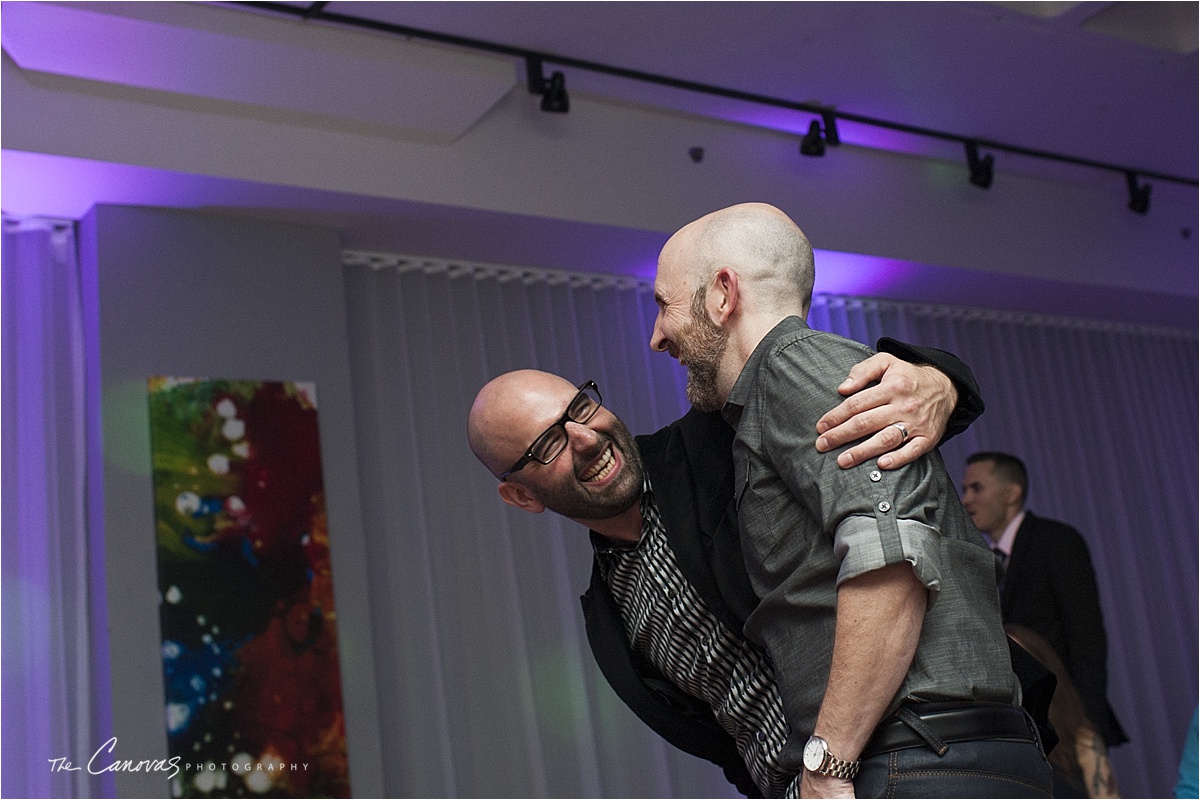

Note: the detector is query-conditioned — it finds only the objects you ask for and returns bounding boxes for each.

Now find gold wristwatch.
[802,735,861,780]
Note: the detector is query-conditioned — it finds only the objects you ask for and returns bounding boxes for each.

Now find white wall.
[78,206,383,797]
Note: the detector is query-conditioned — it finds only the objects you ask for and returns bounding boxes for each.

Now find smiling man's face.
[495,375,644,522]
[515,406,644,521]
[650,230,730,412]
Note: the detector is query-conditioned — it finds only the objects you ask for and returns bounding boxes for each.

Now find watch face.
[803,737,826,771]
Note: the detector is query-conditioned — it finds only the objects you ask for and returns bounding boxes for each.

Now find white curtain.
[345,253,1197,799]
[2,218,109,798]
[343,254,721,798]
[810,297,1198,798]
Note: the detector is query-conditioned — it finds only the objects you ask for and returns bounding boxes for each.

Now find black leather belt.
[862,701,1038,760]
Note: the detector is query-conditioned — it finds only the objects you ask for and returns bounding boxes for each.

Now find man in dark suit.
[961,452,1126,749]
[466,345,984,797]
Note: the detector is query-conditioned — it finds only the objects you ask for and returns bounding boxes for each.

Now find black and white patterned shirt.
[594,479,794,797]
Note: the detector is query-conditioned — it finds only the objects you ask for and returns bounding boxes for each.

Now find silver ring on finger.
[890,422,910,442]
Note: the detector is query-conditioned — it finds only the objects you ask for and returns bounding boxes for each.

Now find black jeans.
[855,735,1053,798]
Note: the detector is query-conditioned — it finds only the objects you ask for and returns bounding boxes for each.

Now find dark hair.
[967,451,1028,505]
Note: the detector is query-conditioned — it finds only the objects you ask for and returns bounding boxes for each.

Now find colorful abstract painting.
[147,378,350,798]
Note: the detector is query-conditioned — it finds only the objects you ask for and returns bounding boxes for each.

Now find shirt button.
[877,501,892,513]
[869,470,882,482]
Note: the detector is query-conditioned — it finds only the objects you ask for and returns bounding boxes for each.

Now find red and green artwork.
[147,378,350,798]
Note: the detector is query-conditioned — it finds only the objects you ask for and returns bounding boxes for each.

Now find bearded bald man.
[468,342,987,797]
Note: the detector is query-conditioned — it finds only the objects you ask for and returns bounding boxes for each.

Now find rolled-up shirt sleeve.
[754,333,945,598]
[833,517,942,597]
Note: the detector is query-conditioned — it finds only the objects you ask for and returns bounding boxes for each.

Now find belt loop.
[895,706,950,757]
[1021,707,1044,753]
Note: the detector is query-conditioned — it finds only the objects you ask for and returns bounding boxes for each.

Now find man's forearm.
[800,562,927,797]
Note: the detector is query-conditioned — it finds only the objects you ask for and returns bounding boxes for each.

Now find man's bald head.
[467,370,645,530]
[650,203,816,409]
[660,202,815,318]
[468,369,579,479]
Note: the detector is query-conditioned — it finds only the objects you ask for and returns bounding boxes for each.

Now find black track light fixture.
[1126,172,1151,214]
[965,141,994,189]
[821,112,840,146]
[526,56,569,113]
[800,113,840,157]
[800,120,826,157]
[541,71,569,113]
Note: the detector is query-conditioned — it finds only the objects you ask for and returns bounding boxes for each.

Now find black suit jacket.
[577,341,1047,796]
[582,407,763,795]
[1002,511,1127,745]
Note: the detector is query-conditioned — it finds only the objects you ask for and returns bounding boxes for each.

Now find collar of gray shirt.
[722,315,809,429]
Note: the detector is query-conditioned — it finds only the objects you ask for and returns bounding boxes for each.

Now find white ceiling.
[290,0,1198,182]
[3,1,1196,328]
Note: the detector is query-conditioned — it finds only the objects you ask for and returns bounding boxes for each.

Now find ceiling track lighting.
[799,113,841,157]
[240,1,1198,209]
[821,112,840,146]
[1126,172,1151,214]
[965,142,994,189]
[800,121,825,157]
[526,56,569,113]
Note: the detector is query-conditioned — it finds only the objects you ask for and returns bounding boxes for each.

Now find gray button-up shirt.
[722,316,1018,774]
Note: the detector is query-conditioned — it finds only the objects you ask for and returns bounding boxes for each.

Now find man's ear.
[498,480,546,513]
[1004,483,1023,507]
[710,267,739,325]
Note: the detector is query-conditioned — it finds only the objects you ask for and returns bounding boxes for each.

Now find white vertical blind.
[2,219,108,798]
[346,253,1197,799]
[344,254,716,798]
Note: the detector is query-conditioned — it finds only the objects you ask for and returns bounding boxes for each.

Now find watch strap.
[805,736,861,780]
[815,750,860,780]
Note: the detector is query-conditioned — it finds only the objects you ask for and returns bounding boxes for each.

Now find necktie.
[992,547,1008,596]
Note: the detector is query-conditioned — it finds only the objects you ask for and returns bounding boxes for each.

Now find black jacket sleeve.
[876,337,985,442]
[580,563,763,797]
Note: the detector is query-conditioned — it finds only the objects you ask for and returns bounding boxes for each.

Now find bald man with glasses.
[467,343,995,797]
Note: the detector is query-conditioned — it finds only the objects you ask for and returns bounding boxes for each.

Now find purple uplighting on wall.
[810,249,921,297]
[629,247,919,298]
[1,151,189,219]
[666,101,957,163]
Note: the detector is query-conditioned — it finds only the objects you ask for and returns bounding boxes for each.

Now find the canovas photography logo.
[49,736,310,793]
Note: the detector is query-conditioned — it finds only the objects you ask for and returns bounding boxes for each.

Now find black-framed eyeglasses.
[500,381,603,481]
